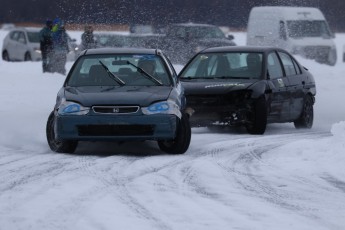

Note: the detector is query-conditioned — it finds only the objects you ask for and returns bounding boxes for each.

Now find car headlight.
[34,48,41,54]
[58,100,90,115]
[142,100,181,118]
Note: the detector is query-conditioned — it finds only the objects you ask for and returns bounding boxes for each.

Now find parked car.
[2,27,41,61]
[46,48,191,154]
[247,6,337,66]
[2,27,78,62]
[94,32,161,49]
[147,23,236,64]
[179,46,316,134]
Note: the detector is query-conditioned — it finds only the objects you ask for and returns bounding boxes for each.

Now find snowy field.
[0,29,345,230]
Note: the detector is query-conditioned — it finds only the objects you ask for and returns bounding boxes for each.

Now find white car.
[2,27,42,61]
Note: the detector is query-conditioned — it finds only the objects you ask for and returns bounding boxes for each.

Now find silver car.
[2,27,41,61]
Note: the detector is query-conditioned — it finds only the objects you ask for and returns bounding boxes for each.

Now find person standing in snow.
[81,25,96,50]
[39,20,53,73]
[51,18,69,75]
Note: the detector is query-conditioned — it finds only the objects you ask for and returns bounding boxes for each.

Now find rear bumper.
[55,114,178,141]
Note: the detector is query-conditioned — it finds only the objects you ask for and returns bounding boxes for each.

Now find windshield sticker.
[205,83,245,88]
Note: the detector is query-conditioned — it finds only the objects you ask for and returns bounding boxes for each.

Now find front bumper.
[55,114,178,141]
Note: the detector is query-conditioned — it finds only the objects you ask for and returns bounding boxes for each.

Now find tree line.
[1,0,345,31]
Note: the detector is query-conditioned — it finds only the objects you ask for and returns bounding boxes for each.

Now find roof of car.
[170,23,217,28]
[200,46,286,53]
[83,48,160,55]
[10,27,41,32]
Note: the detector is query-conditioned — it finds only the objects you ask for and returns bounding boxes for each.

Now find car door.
[6,31,19,60]
[266,51,290,122]
[15,31,28,60]
[277,51,305,120]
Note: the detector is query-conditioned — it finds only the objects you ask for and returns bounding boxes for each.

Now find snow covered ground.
[0,29,345,230]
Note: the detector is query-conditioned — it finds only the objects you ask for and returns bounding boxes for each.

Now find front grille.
[78,125,154,136]
[92,106,139,114]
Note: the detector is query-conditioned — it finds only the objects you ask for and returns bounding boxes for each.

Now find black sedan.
[46,48,191,154]
[179,46,316,134]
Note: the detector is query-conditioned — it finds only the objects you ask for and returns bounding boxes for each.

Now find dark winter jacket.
[39,26,53,52]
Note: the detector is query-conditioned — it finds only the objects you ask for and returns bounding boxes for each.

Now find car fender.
[247,80,269,99]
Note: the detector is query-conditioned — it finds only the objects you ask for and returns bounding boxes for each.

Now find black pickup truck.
[146,23,236,64]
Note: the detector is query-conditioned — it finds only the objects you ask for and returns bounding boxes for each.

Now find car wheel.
[327,49,337,66]
[246,96,267,135]
[294,95,314,129]
[24,52,31,61]
[2,51,10,61]
[46,111,78,153]
[158,113,191,154]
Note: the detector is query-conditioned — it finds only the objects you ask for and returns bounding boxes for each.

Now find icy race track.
[0,31,345,230]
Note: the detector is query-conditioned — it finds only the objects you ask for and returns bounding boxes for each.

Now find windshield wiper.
[126,61,163,86]
[98,61,125,86]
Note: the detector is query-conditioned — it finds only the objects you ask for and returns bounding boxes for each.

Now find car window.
[67,54,172,87]
[10,31,19,41]
[267,52,284,79]
[27,32,40,43]
[291,58,302,75]
[18,32,26,44]
[278,52,297,76]
[180,52,263,79]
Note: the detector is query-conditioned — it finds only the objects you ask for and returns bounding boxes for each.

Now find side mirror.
[227,34,234,40]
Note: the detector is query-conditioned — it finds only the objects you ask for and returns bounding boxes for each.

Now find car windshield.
[179,52,263,79]
[66,54,172,87]
[95,34,129,47]
[187,26,226,39]
[170,26,226,39]
[27,32,40,43]
[287,20,332,38]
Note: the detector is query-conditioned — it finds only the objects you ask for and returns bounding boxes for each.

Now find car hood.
[181,79,259,95]
[64,86,172,107]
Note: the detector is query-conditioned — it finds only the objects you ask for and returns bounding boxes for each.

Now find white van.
[247,6,337,66]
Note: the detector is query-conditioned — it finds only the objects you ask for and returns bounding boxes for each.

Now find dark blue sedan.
[46,48,191,154]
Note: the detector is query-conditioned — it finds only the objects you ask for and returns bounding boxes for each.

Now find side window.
[278,52,297,76]
[267,52,283,79]
[10,31,19,41]
[291,58,302,75]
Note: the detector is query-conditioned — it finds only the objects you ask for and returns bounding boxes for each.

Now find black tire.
[246,97,267,135]
[294,95,314,129]
[46,111,78,153]
[327,49,337,66]
[2,51,10,61]
[158,114,191,154]
[24,52,31,61]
